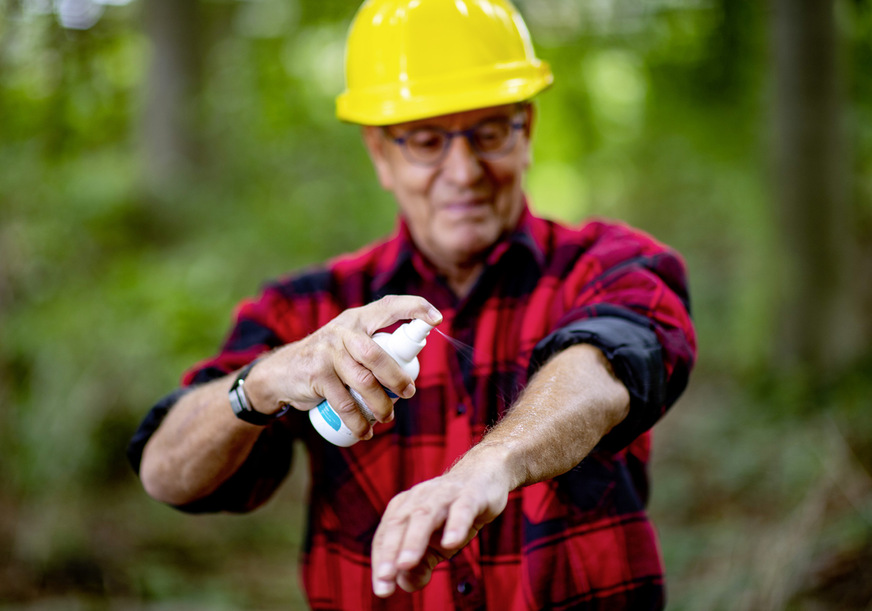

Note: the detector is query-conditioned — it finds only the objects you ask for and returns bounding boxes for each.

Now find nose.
[440,133,485,186]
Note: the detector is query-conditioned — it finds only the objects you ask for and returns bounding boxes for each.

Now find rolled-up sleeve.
[528,223,696,451]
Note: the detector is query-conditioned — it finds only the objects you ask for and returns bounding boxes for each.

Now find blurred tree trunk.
[141,0,204,193]
[771,0,865,378]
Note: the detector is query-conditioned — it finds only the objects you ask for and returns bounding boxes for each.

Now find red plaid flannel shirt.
[129,205,696,610]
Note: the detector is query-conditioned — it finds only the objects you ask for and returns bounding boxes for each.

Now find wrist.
[241,355,286,416]
[451,441,524,492]
[229,359,292,425]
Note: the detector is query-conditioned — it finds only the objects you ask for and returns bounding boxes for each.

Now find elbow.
[138,449,173,505]
[138,443,191,507]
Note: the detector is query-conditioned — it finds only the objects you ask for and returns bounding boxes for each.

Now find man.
[128,0,697,609]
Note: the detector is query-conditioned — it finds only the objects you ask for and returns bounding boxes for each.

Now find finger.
[441,497,480,550]
[341,335,406,422]
[329,347,394,428]
[394,504,449,571]
[343,336,415,422]
[358,295,443,335]
[372,492,409,577]
[396,554,440,594]
[373,575,397,599]
[372,506,407,597]
[319,376,373,439]
[352,385,395,425]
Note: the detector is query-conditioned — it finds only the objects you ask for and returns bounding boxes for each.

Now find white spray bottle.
[309,319,434,447]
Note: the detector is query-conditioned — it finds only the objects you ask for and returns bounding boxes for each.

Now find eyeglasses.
[384,114,526,167]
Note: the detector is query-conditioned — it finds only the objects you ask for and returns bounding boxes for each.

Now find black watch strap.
[229,360,292,425]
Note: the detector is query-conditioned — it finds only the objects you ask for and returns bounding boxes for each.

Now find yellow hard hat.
[336,0,553,126]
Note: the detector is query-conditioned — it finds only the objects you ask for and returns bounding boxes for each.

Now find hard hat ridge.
[336,0,553,125]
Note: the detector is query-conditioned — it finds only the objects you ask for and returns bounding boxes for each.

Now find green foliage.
[1,0,870,608]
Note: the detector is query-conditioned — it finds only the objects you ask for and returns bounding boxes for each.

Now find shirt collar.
[372,199,546,294]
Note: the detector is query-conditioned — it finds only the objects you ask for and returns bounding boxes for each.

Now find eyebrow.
[398,112,520,133]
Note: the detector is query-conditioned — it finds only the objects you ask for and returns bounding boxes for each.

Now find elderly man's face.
[364,104,533,273]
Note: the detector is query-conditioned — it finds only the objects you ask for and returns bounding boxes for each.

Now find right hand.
[245,295,442,439]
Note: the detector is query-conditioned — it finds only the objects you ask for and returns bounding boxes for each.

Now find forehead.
[388,104,520,131]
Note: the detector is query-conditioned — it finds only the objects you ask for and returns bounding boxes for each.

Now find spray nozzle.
[403,319,434,343]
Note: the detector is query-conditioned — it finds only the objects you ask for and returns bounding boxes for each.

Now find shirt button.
[457,581,473,595]
[456,404,467,415]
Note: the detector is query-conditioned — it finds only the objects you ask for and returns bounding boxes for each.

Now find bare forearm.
[370,343,631,597]
[139,375,264,506]
[458,343,630,490]
[138,296,443,507]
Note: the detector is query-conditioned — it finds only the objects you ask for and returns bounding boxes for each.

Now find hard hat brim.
[336,60,553,126]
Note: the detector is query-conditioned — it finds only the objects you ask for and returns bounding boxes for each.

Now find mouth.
[441,197,491,215]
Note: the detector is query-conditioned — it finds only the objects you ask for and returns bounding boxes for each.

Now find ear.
[362,126,395,191]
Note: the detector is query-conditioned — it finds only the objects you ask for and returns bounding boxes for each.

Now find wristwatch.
[229,360,292,425]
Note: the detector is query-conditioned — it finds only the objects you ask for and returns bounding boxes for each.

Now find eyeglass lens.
[397,117,522,165]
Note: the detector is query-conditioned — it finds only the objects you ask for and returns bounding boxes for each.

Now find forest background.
[1,0,871,609]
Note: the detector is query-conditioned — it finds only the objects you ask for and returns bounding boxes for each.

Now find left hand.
[370,455,512,597]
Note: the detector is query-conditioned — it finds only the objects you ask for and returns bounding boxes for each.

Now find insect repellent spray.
[309,319,434,447]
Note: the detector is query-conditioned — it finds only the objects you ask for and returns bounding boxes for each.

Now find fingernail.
[374,580,393,597]
[442,529,462,547]
[428,307,443,323]
[401,383,415,399]
[398,550,418,566]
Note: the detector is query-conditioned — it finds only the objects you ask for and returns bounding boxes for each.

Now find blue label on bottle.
[316,399,342,431]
